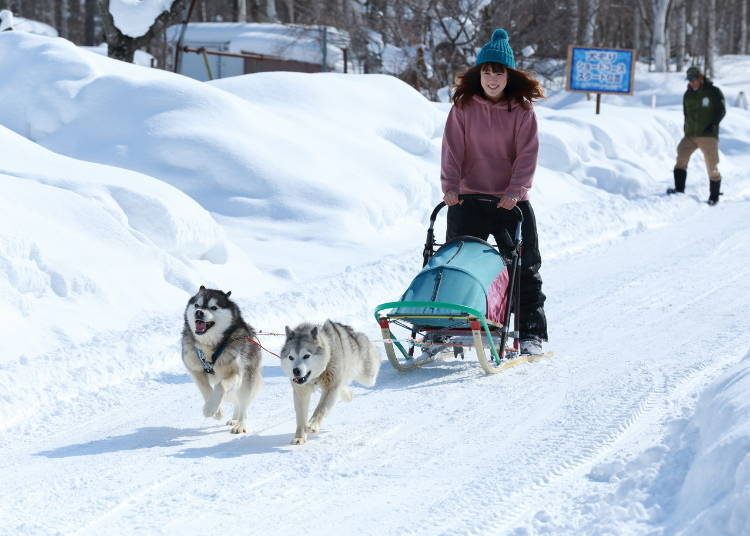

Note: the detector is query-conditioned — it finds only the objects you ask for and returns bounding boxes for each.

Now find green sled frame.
[374,300,517,375]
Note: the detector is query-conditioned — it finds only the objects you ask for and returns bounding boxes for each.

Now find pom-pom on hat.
[475,28,516,69]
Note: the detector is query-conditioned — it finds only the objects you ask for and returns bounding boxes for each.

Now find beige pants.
[675,136,721,181]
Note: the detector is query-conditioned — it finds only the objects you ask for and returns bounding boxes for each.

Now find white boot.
[520,337,543,356]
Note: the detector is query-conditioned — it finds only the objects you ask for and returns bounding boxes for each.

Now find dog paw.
[230,421,247,434]
[203,403,223,419]
[291,436,307,445]
[306,421,320,435]
[226,419,238,426]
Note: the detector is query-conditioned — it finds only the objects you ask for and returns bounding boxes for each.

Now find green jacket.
[683,79,726,138]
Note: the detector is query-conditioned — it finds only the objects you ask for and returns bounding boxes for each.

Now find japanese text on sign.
[567,47,635,95]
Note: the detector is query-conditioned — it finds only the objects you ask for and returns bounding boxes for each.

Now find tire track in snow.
[394,362,658,536]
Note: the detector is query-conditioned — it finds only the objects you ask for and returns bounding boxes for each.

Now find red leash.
[245,336,282,359]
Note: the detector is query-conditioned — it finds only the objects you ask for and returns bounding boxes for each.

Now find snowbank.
[0,124,269,429]
[584,351,750,535]
[0,12,57,36]
[82,43,156,67]
[0,32,441,260]
[664,352,750,535]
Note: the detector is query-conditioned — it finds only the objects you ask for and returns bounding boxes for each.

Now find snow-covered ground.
[1,31,750,535]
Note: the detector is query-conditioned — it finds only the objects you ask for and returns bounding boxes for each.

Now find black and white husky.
[280,320,381,444]
[181,286,262,434]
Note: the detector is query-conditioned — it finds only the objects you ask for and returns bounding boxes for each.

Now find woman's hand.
[443,191,462,206]
[497,196,518,210]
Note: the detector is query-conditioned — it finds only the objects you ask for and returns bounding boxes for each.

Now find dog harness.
[194,341,228,375]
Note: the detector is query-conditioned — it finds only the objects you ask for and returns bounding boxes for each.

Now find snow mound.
[664,351,750,535]
[0,32,442,242]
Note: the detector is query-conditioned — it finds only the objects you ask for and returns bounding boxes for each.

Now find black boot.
[708,180,721,205]
[667,169,686,194]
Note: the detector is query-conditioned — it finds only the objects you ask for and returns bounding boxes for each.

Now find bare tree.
[429,0,483,88]
[98,0,190,62]
[264,0,276,21]
[582,0,599,46]
[69,0,82,43]
[632,2,642,52]
[55,0,69,38]
[651,0,670,71]
[569,0,580,45]
[706,0,716,76]
[235,0,246,22]
[674,0,686,71]
[84,0,97,45]
[741,0,748,54]
[688,0,700,59]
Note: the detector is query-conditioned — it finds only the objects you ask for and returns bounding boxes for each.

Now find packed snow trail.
[3,197,749,536]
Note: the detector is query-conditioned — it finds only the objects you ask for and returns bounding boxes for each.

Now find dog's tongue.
[195,320,207,332]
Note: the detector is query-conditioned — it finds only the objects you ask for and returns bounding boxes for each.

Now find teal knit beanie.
[475,29,515,69]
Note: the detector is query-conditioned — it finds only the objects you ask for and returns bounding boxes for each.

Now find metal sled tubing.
[498,252,518,361]
[494,212,525,360]
[423,195,521,265]
[374,301,501,372]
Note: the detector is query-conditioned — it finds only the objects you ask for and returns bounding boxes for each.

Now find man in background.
[668,66,726,205]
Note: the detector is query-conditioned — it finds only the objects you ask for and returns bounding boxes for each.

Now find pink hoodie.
[441,95,539,201]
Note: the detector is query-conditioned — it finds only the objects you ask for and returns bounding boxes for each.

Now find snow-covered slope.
[1,31,749,535]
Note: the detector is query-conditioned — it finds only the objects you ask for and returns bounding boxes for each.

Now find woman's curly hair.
[452,62,545,109]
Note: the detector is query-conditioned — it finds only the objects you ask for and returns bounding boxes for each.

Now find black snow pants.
[446,198,548,342]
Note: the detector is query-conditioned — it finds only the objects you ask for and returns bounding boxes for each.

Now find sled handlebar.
[428,194,524,224]
[423,195,524,266]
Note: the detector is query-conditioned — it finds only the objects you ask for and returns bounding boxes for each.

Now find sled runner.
[374,194,552,375]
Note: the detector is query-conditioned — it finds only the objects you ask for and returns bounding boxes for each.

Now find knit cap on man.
[475,29,516,69]
[686,66,702,81]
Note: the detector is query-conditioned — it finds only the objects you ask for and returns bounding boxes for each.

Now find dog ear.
[199,285,206,292]
[310,326,318,340]
[285,325,293,338]
[225,290,231,298]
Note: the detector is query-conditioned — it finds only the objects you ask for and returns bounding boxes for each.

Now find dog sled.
[374,194,552,375]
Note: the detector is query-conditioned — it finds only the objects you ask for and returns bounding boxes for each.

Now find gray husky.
[181,286,262,434]
[280,320,381,444]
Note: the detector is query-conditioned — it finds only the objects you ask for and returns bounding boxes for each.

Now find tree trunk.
[569,0,580,45]
[286,0,295,23]
[235,0,246,22]
[651,0,670,72]
[56,0,69,39]
[69,0,81,43]
[725,3,734,54]
[85,0,98,45]
[741,0,748,54]
[688,0,699,58]
[264,0,277,21]
[98,0,189,63]
[706,0,716,76]
[675,0,686,71]
[633,3,641,53]
[664,14,671,69]
[582,0,599,46]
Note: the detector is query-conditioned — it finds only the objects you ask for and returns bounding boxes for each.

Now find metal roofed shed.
[166,22,350,81]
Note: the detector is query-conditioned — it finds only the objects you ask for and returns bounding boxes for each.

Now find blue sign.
[567,46,635,95]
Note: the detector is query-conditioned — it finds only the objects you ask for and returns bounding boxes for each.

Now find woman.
[441,28,548,355]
